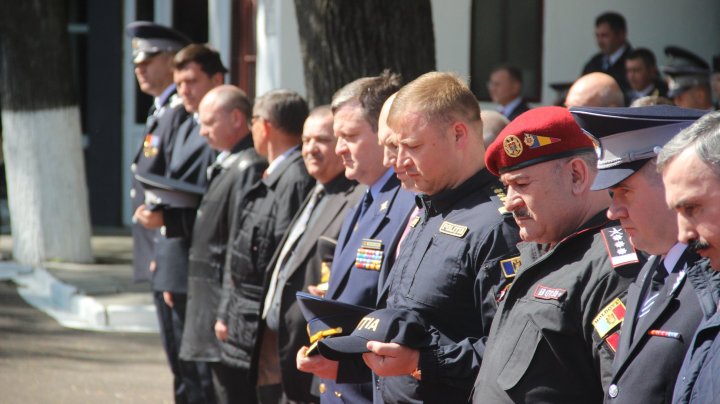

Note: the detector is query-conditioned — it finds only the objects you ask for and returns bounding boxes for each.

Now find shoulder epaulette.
[487,185,511,215]
[600,226,640,268]
[169,93,184,108]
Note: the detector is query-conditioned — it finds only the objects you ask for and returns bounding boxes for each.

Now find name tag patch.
[601,226,640,268]
[533,285,566,300]
[592,298,626,338]
[355,239,384,271]
[439,221,468,238]
[500,256,521,278]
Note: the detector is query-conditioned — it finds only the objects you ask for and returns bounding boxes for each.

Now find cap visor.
[591,160,648,190]
[133,51,159,64]
[317,336,370,361]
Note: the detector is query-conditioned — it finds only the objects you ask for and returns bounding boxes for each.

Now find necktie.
[602,55,611,71]
[638,259,668,319]
[358,190,374,220]
[263,185,325,329]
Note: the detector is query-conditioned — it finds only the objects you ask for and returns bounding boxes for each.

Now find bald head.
[480,110,510,148]
[565,72,625,108]
[198,84,252,151]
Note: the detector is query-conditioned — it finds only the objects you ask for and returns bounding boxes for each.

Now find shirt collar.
[155,83,176,110]
[500,96,523,116]
[266,145,299,176]
[418,168,495,216]
[662,242,687,274]
[632,83,656,99]
[368,168,395,201]
[608,44,628,66]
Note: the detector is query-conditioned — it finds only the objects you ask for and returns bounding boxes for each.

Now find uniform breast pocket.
[497,318,543,391]
[406,236,465,308]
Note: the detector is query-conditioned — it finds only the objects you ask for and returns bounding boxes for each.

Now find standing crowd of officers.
[125,13,720,404]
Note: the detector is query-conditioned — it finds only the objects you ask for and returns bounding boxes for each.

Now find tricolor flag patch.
[523,133,561,149]
[500,256,521,278]
[601,226,640,268]
[592,298,626,338]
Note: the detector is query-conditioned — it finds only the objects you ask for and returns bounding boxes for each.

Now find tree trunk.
[0,0,93,264]
[294,0,436,106]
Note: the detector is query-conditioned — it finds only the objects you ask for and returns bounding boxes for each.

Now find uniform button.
[318,383,326,394]
[608,384,618,398]
[334,391,342,397]
[129,188,136,199]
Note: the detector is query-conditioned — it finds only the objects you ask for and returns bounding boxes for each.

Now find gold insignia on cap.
[503,135,523,158]
[439,221,468,238]
[131,38,140,50]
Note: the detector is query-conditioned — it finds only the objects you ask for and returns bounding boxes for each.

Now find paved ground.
[0,279,172,403]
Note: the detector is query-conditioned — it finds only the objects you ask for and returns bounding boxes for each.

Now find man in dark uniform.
[296,72,415,403]
[215,89,315,403]
[661,46,713,110]
[570,105,707,403]
[473,106,644,403]
[134,44,225,404]
[625,48,668,104]
[582,11,633,93]
[172,85,267,404]
[658,111,720,404]
[253,106,364,403]
[360,72,521,403]
[125,21,190,282]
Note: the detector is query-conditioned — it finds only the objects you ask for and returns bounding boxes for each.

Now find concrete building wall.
[255,0,304,97]
[253,1,719,105]
[254,0,472,97]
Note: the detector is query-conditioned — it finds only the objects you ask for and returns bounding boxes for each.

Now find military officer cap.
[295,292,373,355]
[317,308,431,361]
[485,106,596,176]
[661,46,711,98]
[125,21,191,64]
[570,105,707,190]
[135,172,205,208]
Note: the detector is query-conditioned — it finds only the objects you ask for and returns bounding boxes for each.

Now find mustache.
[512,208,532,221]
[688,239,711,252]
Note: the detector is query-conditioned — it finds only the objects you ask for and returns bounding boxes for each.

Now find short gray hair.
[656,111,720,177]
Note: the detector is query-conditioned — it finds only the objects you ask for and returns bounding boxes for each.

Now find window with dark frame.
[470,0,543,102]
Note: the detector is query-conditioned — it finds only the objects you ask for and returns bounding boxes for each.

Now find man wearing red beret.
[473,106,644,403]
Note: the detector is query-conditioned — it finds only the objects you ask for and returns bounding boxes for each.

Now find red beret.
[485,106,596,176]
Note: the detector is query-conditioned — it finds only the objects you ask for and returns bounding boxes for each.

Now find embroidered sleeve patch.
[601,226,640,268]
[500,256,521,278]
[533,285,566,300]
[439,221,468,238]
[592,298,626,338]
[355,239,384,271]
